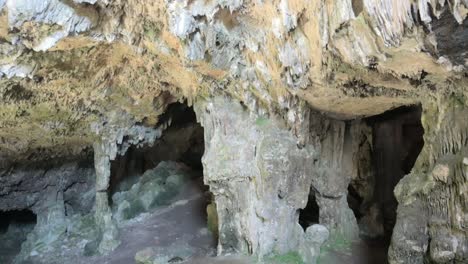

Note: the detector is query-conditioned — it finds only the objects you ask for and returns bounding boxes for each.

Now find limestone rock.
[0,0,467,263]
[299,224,330,264]
[112,161,194,222]
[195,96,317,256]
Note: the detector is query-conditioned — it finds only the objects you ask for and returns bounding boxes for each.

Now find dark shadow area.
[0,209,36,234]
[102,102,218,263]
[0,209,37,264]
[430,8,468,66]
[368,105,424,238]
[299,190,320,231]
[109,102,205,195]
[347,184,364,220]
[352,0,364,16]
[345,105,424,264]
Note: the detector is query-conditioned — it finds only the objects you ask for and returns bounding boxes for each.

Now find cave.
[109,102,205,195]
[299,190,320,231]
[0,210,37,264]
[347,105,425,263]
[369,105,424,238]
[3,1,468,262]
[107,102,217,261]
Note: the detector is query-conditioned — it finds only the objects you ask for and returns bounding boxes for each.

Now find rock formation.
[0,0,467,263]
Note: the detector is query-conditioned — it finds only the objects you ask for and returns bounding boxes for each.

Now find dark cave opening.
[347,105,424,263]
[299,189,320,231]
[368,105,424,238]
[0,209,37,263]
[108,102,218,257]
[0,209,36,234]
[109,102,205,195]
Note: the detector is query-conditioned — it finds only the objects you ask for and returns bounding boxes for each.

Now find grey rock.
[6,0,96,51]
[195,96,317,257]
[112,161,193,223]
[0,63,34,79]
[299,224,330,264]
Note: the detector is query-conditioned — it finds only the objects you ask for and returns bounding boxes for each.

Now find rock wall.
[0,160,97,263]
[195,96,377,262]
[0,160,95,214]
[0,0,467,263]
[390,94,468,264]
[195,96,318,257]
[310,116,361,244]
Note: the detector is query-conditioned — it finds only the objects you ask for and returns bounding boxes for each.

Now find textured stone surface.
[389,97,468,264]
[112,161,194,222]
[0,0,466,165]
[195,96,318,257]
[0,0,467,263]
[0,161,98,264]
[0,160,95,213]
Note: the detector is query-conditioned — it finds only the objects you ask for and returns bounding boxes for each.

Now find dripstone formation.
[0,0,467,263]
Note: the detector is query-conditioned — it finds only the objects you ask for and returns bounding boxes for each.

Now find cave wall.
[389,96,468,264]
[310,116,361,243]
[0,0,467,263]
[0,160,95,216]
[0,160,97,263]
[194,96,381,262]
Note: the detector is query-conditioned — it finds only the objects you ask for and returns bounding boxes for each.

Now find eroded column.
[93,141,120,254]
[311,118,360,244]
[195,97,320,258]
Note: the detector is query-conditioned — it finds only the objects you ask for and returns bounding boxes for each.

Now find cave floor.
[14,175,389,264]
[319,237,389,264]
[74,177,234,264]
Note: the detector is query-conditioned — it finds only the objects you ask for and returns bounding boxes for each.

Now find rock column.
[195,96,319,257]
[311,118,360,243]
[93,141,120,254]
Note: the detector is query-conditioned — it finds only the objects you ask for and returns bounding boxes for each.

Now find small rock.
[431,164,450,183]
[135,247,155,264]
[168,256,184,263]
[305,224,330,245]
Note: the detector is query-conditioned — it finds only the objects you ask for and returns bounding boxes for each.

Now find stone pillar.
[93,141,120,254]
[311,119,359,243]
[195,96,319,257]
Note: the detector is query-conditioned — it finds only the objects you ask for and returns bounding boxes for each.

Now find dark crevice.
[299,189,320,231]
[0,209,37,264]
[347,184,364,220]
[352,0,364,16]
[430,8,468,65]
[369,105,424,237]
[346,105,425,264]
[0,209,36,234]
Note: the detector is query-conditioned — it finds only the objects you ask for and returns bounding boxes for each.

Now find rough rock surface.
[0,160,95,213]
[195,96,318,257]
[389,98,468,264]
[0,0,467,263]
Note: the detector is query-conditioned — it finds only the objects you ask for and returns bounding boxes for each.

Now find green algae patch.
[317,231,353,264]
[255,116,269,126]
[266,252,304,264]
[206,202,219,238]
